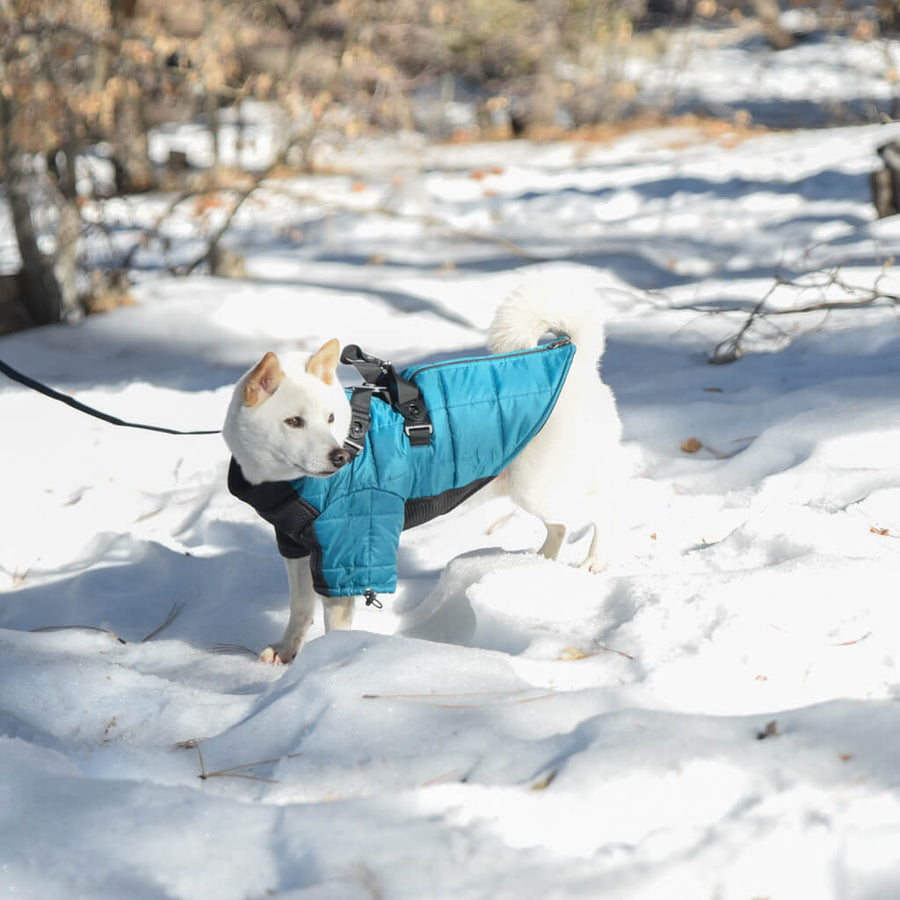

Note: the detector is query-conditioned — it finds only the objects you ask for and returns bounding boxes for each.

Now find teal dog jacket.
[229,338,575,598]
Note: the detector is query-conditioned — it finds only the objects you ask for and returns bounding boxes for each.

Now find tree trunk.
[872,141,900,218]
[53,198,81,316]
[529,1,564,132]
[116,86,154,192]
[101,0,153,192]
[205,91,221,174]
[6,159,66,325]
[530,33,560,131]
[1,97,78,326]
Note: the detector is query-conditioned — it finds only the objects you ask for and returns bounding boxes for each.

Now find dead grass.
[519,111,769,148]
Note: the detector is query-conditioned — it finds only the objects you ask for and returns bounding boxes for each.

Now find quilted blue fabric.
[230,339,575,597]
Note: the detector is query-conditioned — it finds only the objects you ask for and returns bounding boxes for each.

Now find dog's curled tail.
[488,270,608,366]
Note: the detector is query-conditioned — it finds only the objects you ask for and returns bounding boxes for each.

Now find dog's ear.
[243,352,285,407]
[306,339,340,385]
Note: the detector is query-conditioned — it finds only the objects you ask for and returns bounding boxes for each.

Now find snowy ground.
[5,27,900,900]
[638,18,900,128]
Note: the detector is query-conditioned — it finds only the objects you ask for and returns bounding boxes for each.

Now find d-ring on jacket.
[228,338,576,598]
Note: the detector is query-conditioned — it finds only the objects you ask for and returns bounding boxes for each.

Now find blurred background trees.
[1,0,898,328]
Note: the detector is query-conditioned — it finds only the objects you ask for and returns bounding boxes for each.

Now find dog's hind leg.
[323,596,355,631]
[579,520,612,574]
[259,558,317,665]
[539,522,567,560]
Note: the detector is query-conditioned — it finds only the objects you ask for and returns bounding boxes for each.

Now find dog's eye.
[328,413,335,424]
[284,416,306,429]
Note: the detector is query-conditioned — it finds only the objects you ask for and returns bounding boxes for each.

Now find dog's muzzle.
[330,448,350,469]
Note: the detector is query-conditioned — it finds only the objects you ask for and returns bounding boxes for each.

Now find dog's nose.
[330,448,350,469]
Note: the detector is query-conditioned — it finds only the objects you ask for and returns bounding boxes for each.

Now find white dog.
[223,274,622,663]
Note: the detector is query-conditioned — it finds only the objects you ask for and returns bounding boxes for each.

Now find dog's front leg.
[322,596,355,631]
[259,557,317,665]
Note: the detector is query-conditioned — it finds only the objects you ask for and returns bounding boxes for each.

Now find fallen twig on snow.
[703,264,900,364]
[831,631,872,647]
[530,769,558,791]
[30,601,185,646]
[419,767,471,787]
[559,644,635,661]
[362,688,556,707]
[756,719,780,740]
[211,642,259,658]
[680,436,756,459]
[141,601,185,642]
[30,624,126,644]
[176,738,302,783]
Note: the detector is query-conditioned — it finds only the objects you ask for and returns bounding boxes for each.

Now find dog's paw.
[258,645,295,665]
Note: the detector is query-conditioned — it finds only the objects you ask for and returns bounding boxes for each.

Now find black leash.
[0,344,431,441]
[0,357,221,436]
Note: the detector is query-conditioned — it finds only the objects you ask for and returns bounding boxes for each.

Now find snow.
[4,27,900,900]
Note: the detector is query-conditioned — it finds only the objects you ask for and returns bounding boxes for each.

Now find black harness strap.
[343,386,377,457]
[340,345,433,457]
[0,357,220,436]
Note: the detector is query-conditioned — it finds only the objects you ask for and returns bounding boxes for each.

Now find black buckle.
[343,436,365,455]
[404,422,433,446]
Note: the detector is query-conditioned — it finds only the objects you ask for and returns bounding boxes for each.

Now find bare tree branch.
[693,265,900,364]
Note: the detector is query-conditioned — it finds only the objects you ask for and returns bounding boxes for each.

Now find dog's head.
[223,340,352,485]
